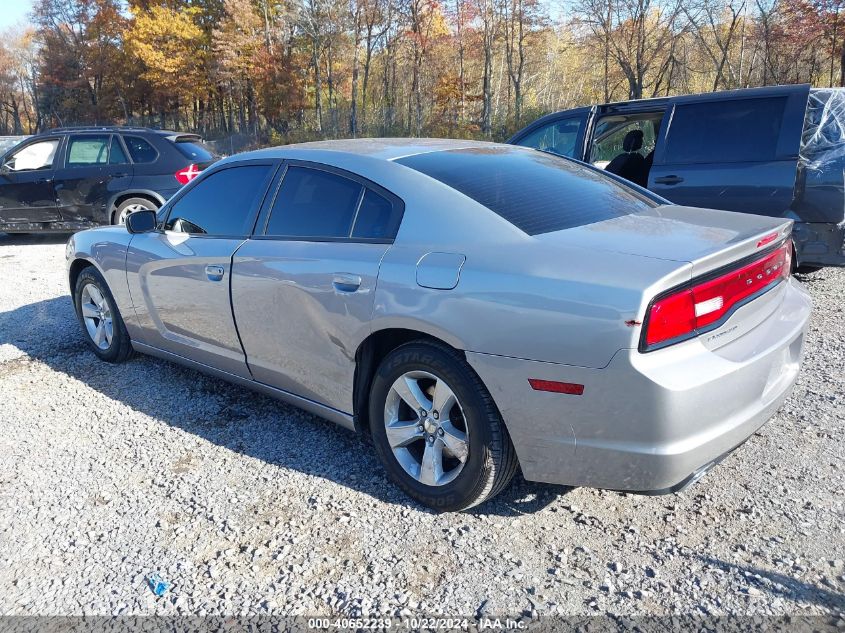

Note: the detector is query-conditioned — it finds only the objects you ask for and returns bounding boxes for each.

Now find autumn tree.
[34,0,128,126]
[684,0,747,90]
[577,0,686,99]
[3,0,837,143]
[126,3,207,127]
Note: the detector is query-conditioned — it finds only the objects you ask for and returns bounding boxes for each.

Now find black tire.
[73,266,134,363]
[796,264,823,274]
[369,340,518,511]
[112,197,159,225]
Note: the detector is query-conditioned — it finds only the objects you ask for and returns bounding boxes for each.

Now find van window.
[589,116,661,166]
[665,97,787,164]
[514,116,583,158]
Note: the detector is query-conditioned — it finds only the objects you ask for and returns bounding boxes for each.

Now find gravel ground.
[0,232,843,620]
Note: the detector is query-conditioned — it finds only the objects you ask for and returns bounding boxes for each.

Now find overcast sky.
[0,0,33,31]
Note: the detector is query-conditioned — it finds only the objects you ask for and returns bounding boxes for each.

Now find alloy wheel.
[117,203,152,225]
[80,283,113,350]
[383,370,470,487]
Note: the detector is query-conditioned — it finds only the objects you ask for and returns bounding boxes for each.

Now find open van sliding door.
[648,85,810,217]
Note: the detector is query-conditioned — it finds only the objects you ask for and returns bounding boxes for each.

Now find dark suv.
[509,85,844,270]
[0,126,218,233]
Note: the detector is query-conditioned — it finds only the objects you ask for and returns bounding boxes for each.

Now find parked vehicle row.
[5,86,844,276]
[66,139,811,511]
[0,126,217,233]
[509,84,845,271]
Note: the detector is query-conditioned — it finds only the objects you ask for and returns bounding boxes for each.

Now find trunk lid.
[538,205,794,352]
[539,204,792,278]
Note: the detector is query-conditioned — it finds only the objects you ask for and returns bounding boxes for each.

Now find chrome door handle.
[332,273,362,292]
[205,265,225,281]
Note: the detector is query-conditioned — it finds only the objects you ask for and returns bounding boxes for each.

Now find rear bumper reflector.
[528,379,585,395]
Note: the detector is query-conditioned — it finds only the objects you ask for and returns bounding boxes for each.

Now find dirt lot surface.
[0,233,843,619]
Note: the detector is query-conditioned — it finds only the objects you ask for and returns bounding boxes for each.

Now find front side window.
[124,136,158,164]
[514,117,582,158]
[67,136,110,166]
[165,164,273,235]
[665,97,787,164]
[3,139,60,172]
[266,166,363,239]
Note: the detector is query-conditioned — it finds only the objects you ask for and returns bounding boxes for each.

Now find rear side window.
[352,190,402,239]
[266,166,362,239]
[67,136,110,166]
[165,165,273,236]
[665,97,787,164]
[123,136,158,164]
[397,147,656,235]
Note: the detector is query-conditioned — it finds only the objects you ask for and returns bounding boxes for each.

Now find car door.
[231,162,404,413]
[509,109,592,160]
[54,134,134,224]
[0,137,62,224]
[125,160,277,377]
[648,86,809,216]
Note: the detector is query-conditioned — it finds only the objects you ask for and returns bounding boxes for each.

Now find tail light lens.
[175,164,201,185]
[643,241,791,351]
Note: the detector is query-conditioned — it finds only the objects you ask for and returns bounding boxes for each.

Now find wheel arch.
[353,327,466,435]
[68,256,101,301]
[108,190,165,223]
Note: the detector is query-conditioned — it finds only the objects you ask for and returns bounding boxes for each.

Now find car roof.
[234,137,505,163]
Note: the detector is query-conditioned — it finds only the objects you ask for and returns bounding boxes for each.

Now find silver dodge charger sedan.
[66,138,811,511]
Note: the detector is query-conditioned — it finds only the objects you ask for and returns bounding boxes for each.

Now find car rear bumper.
[466,278,812,492]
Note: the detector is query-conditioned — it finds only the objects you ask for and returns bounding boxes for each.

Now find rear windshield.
[396,147,657,235]
[174,138,216,162]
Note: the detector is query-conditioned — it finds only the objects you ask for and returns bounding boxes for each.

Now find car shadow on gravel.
[698,555,845,612]
[0,295,568,516]
[0,232,73,246]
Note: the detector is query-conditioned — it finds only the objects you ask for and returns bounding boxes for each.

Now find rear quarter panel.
[374,238,690,370]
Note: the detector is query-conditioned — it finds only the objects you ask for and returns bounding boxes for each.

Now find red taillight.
[643,241,791,350]
[175,164,201,185]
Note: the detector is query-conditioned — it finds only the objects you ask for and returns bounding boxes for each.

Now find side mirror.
[125,209,157,234]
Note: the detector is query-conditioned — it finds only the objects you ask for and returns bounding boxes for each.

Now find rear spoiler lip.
[638,237,792,353]
[166,134,204,143]
[688,219,793,279]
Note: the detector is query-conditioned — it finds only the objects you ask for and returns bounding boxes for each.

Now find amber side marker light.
[528,379,585,395]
